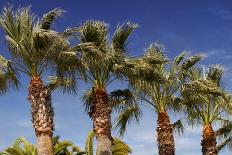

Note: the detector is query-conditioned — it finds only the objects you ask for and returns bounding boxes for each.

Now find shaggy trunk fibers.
[201,124,217,155]
[157,111,175,155]
[89,88,112,155]
[28,76,54,155]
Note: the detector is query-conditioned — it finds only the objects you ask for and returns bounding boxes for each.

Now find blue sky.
[0,0,232,154]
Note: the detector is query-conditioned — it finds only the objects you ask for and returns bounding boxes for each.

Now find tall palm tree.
[53,20,140,155]
[0,6,89,155]
[114,47,203,155]
[181,66,232,155]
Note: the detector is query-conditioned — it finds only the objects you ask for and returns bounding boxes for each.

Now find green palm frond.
[114,105,142,137]
[217,137,232,153]
[181,54,204,71]
[85,130,95,155]
[82,89,94,113]
[48,76,78,94]
[173,119,184,135]
[54,140,74,155]
[2,137,37,155]
[78,20,108,50]
[207,65,223,86]
[174,51,186,65]
[216,120,232,139]
[112,138,132,155]
[0,55,20,94]
[112,22,138,54]
[110,89,137,111]
[40,8,65,30]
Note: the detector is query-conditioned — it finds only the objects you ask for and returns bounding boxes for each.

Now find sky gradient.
[0,0,232,154]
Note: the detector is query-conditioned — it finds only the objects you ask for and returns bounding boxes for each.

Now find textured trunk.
[89,88,112,155]
[201,124,217,155]
[28,76,54,155]
[156,111,175,155]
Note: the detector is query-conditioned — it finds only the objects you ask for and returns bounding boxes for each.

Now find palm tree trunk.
[28,76,54,155]
[201,124,217,155]
[157,111,175,155]
[89,88,112,155]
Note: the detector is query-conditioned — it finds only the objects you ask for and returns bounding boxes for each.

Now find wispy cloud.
[200,8,232,20]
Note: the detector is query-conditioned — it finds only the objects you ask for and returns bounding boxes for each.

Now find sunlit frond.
[112,22,138,54]
[39,8,65,30]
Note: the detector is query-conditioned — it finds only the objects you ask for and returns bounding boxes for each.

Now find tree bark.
[28,76,54,155]
[89,88,112,155]
[156,111,175,155]
[201,124,217,155]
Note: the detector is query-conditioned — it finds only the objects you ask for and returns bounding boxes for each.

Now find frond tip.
[40,8,65,30]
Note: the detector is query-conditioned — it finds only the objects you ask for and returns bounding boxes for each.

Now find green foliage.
[1,137,37,155]
[173,119,184,135]
[0,55,19,94]
[114,49,203,136]
[112,138,132,155]
[85,130,95,155]
[1,136,85,155]
[181,66,231,125]
[0,6,72,78]
[216,120,232,153]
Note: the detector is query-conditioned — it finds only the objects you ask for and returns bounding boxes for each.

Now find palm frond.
[207,65,223,86]
[181,54,204,71]
[0,55,20,93]
[173,119,184,135]
[85,130,95,155]
[47,76,78,94]
[112,138,132,155]
[78,20,108,50]
[82,88,94,114]
[112,22,138,54]
[114,105,142,137]
[40,8,65,30]
[217,137,232,153]
[110,89,137,111]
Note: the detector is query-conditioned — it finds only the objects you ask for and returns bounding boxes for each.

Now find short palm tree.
[114,47,203,155]
[0,137,37,155]
[181,66,232,155]
[0,6,86,155]
[1,136,84,155]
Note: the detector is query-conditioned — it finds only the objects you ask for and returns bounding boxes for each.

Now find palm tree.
[0,6,87,155]
[181,66,232,155]
[85,130,132,155]
[114,47,203,155]
[53,20,139,155]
